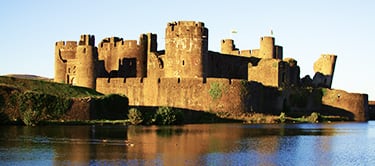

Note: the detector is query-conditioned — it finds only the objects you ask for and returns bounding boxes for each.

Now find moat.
[1,122,375,165]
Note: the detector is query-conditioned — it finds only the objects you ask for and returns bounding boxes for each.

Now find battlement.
[79,34,95,46]
[99,37,140,49]
[100,77,239,85]
[168,21,205,28]
[166,21,207,38]
[55,41,77,47]
[99,37,122,47]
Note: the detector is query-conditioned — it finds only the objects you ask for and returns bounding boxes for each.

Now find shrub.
[306,112,319,123]
[18,91,71,126]
[154,107,183,125]
[128,108,143,125]
[93,94,129,119]
[209,82,223,100]
[279,112,286,123]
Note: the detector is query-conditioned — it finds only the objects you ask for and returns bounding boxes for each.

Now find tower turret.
[221,39,239,55]
[164,21,208,78]
[54,41,77,83]
[75,34,97,89]
[259,36,275,59]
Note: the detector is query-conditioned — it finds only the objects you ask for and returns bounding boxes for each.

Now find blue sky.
[1,0,374,100]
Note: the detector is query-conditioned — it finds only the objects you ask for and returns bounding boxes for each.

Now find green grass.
[0,76,102,98]
[0,76,125,126]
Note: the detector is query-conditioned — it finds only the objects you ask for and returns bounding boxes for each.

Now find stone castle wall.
[322,89,368,121]
[96,77,251,114]
[54,20,369,121]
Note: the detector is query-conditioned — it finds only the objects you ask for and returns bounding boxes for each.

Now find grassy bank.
[0,76,128,126]
[0,76,102,98]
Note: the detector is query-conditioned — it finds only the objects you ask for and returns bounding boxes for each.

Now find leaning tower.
[313,54,337,88]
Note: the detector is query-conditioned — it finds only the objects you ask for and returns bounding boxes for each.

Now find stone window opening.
[158,58,164,69]
[182,60,185,66]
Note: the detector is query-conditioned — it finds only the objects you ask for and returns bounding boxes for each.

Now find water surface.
[1,122,375,165]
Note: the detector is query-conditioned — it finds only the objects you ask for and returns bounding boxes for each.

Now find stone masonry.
[54,21,369,121]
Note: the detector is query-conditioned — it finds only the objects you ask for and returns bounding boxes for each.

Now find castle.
[54,21,368,121]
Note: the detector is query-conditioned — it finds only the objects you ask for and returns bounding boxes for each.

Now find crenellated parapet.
[79,34,95,46]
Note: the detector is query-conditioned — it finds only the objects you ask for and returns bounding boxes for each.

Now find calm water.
[1,122,375,165]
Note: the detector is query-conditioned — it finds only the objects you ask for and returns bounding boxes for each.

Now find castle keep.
[55,21,369,121]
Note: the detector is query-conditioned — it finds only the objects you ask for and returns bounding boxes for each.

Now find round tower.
[54,41,77,83]
[221,39,235,54]
[76,34,97,89]
[164,21,208,78]
[259,36,275,59]
[54,41,67,83]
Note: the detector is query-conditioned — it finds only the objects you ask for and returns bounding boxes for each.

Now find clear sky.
[1,0,374,100]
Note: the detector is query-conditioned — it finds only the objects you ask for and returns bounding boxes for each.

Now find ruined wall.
[248,59,281,87]
[97,34,148,78]
[275,45,283,59]
[248,57,300,88]
[147,52,165,79]
[220,39,240,55]
[312,54,337,88]
[283,58,300,86]
[207,51,250,79]
[164,21,208,78]
[146,33,166,79]
[322,89,368,121]
[54,41,77,83]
